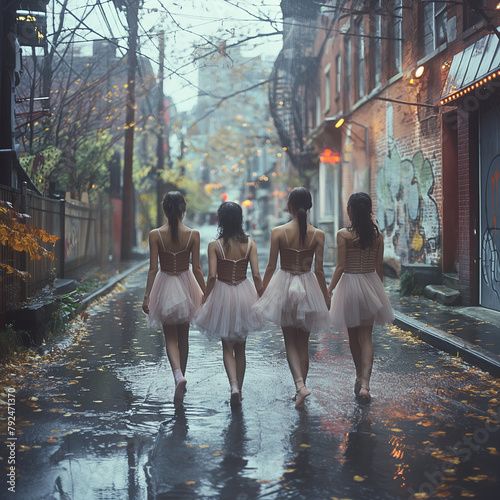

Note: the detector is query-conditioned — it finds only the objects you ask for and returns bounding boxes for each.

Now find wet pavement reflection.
[2,267,500,499]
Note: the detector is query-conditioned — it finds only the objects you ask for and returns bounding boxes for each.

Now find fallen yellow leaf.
[465,475,488,482]
[353,475,366,482]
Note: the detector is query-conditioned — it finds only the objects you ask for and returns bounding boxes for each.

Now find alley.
[2,265,500,500]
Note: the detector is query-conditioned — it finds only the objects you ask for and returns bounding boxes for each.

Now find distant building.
[188,44,282,231]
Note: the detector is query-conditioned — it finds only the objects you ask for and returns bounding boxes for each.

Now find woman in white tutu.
[142,192,206,403]
[327,192,394,402]
[254,187,330,409]
[195,202,263,407]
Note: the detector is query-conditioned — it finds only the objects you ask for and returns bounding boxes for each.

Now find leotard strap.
[216,238,226,259]
[157,229,167,251]
[245,238,252,258]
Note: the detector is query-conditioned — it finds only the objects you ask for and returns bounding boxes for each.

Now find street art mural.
[376,146,440,270]
[481,153,500,306]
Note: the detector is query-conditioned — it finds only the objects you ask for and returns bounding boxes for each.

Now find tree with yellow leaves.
[0,201,58,280]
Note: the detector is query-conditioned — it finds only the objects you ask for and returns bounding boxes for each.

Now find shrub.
[0,324,28,360]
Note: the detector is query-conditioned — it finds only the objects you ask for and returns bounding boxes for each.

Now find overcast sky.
[50,0,283,112]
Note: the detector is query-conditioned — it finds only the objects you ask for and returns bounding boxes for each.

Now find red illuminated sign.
[320,149,341,163]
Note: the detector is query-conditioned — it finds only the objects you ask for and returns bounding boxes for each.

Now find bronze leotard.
[280,227,317,275]
[216,238,251,285]
[342,233,380,274]
[157,228,192,275]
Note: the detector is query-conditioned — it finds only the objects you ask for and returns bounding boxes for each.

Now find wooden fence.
[1,183,109,324]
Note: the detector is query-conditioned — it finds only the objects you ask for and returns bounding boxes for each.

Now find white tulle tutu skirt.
[146,267,203,328]
[253,270,330,334]
[194,278,262,342]
[329,271,394,329]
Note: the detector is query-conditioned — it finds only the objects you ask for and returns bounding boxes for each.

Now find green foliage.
[0,324,28,360]
[56,131,113,201]
[75,278,100,294]
[399,271,423,296]
[48,291,80,335]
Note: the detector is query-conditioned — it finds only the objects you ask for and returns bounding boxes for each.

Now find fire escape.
[269,0,321,176]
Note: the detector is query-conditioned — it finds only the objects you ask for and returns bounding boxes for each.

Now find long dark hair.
[347,192,379,249]
[288,187,312,245]
[217,202,248,249]
[162,191,186,244]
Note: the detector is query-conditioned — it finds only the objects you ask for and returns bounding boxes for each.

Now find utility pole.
[156,30,165,228]
[121,0,139,260]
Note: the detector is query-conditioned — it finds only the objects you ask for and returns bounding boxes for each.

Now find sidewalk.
[384,276,500,377]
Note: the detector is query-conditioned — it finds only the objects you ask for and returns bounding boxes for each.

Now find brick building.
[274,0,500,310]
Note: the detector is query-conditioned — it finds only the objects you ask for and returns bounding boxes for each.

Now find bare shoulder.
[311,226,325,241]
[271,225,285,239]
[338,227,352,238]
[189,228,200,240]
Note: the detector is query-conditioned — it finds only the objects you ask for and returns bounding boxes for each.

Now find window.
[372,0,381,88]
[356,17,365,99]
[336,54,341,98]
[392,0,402,73]
[319,162,339,219]
[324,63,331,113]
[464,0,484,30]
[423,1,447,56]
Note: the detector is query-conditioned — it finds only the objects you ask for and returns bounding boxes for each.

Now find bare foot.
[357,385,371,402]
[174,377,187,402]
[230,390,241,408]
[354,379,362,396]
[295,385,311,409]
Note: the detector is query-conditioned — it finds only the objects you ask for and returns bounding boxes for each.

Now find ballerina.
[143,191,206,403]
[328,192,394,402]
[254,187,330,409]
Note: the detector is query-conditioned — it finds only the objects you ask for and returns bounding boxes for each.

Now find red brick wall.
[305,1,495,301]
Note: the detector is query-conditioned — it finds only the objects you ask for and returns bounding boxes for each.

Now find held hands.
[325,293,331,311]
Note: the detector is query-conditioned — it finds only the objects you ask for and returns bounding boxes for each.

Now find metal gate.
[479,102,500,311]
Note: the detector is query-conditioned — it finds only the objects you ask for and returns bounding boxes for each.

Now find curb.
[393,310,500,378]
[78,259,149,311]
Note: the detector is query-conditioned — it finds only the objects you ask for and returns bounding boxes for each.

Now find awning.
[440,31,500,105]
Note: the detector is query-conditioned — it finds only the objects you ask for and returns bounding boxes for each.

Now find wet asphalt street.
[2,265,500,500]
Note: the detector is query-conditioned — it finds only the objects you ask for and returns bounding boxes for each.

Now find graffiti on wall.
[376,146,440,266]
[481,154,500,302]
